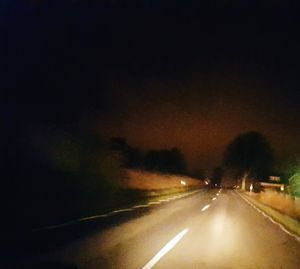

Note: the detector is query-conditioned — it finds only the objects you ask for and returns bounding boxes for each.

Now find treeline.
[109,137,187,175]
[0,126,188,232]
[210,131,300,197]
[210,131,276,190]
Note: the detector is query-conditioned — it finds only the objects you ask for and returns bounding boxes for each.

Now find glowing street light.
[280,185,284,191]
[180,180,186,186]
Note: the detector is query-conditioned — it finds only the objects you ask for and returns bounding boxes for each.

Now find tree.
[223,132,274,190]
[190,168,207,180]
[144,147,187,175]
[109,137,143,168]
[211,167,223,187]
[277,154,300,182]
[278,154,300,197]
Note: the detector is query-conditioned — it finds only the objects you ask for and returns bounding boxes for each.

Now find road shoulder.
[236,191,300,242]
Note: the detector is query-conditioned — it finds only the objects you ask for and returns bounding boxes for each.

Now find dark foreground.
[2,189,300,269]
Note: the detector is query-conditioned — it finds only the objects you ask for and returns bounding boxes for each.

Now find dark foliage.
[144,148,187,175]
[190,169,207,180]
[109,137,143,168]
[211,167,223,187]
[223,131,274,180]
[109,137,188,175]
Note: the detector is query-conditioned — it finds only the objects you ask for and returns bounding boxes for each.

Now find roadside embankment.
[119,169,205,191]
[102,169,205,212]
[114,169,205,203]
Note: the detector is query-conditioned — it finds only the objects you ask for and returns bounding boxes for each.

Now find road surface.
[3,189,300,269]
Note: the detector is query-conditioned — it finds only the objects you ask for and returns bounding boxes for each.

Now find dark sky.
[2,0,300,171]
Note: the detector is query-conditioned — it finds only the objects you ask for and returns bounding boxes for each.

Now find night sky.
[2,0,300,171]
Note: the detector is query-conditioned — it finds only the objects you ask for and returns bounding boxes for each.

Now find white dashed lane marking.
[141,228,189,269]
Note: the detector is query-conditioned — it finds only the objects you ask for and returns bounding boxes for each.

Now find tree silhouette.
[109,137,143,168]
[223,132,274,190]
[211,167,223,187]
[144,148,187,175]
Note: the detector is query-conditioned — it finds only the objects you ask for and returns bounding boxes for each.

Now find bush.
[258,190,300,220]
[288,172,300,198]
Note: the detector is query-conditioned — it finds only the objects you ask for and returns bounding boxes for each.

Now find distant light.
[212,197,217,201]
[205,180,209,185]
[269,176,280,182]
[215,184,217,187]
[250,184,253,192]
[201,204,211,211]
[280,185,284,191]
[180,180,186,186]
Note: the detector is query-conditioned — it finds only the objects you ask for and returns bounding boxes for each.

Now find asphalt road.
[4,189,300,269]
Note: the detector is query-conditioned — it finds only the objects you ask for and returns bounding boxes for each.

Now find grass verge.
[240,191,300,239]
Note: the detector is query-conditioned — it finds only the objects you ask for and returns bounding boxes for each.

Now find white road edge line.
[34,189,203,232]
[148,201,161,205]
[212,197,217,201]
[141,228,189,269]
[201,204,211,211]
[133,205,149,208]
[79,214,109,221]
[235,191,300,243]
[33,214,109,231]
[111,208,133,214]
